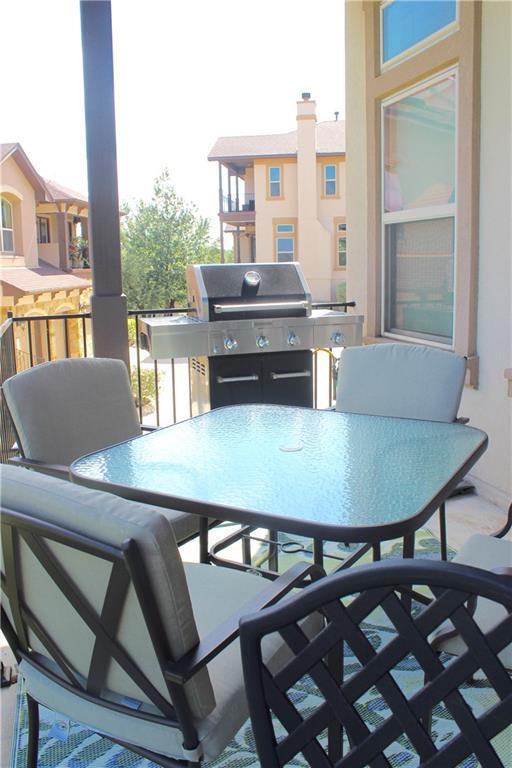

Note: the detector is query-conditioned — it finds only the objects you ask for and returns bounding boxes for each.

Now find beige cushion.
[433,534,512,668]
[3,357,142,466]
[20,564,320,761]
[0,465,214,719]
[336,343,466,422]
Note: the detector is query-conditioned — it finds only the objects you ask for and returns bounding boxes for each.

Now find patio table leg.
[242,531,252,565]
[439,503,448,560]
[401,533,415,611]
[199,517,209,564]
[313,538,324,568]
[268,530,279,572]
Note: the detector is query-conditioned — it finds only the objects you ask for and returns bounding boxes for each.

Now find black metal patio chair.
[240,558,512,768]
[0,465,323,768]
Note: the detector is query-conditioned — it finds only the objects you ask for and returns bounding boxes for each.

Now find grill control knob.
[256,335,269,348]
[224,336,238,352]
[287,332,300,346]
[330,331,345,345]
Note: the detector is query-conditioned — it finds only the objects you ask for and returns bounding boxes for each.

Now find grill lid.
[187,262,312,321]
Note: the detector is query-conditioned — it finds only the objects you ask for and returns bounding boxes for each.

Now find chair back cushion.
[336,343,466,422]
[0,465,215,719]
[2,358,142,465]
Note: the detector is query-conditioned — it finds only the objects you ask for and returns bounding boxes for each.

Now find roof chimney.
[301,92,311,101]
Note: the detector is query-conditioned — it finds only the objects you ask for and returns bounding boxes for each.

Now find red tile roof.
[208,120,345,162]
[44,179,88,206]
[1,263,91,294]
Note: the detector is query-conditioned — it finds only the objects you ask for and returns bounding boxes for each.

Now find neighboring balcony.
[219,193,256,226]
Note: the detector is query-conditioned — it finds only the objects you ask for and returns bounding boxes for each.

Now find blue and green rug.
[11,529,509,767]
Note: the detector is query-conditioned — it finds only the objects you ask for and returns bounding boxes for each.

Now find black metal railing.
[0,317,18,464]
[0,301,355,463]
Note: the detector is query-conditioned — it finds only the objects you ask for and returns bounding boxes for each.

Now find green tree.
[121,170,223,309]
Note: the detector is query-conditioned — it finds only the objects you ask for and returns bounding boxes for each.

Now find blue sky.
[3,0,345,238]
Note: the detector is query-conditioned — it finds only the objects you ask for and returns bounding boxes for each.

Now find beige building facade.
[209,97,347,301]
[345,0,511,507]
[1,143,92,367]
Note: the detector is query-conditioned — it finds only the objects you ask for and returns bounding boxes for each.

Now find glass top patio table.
[70,404,487,544]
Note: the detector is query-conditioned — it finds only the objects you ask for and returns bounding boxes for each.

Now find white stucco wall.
[461,0,512,506]
[345,0,368,325]
[345,0,511,506]
[0,156,39,267]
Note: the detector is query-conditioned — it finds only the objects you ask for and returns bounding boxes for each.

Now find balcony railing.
[0,302,355,464]
[221,194,255,214]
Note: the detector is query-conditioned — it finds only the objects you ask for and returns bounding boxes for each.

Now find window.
[1,198,14,252]
[37,216,50,244]
[274,222,295,262]
[364,1,480,382]
[382,71,456,345]
[381,0,457,68]
[323,164,337,196]
[268,166,282,198]
[337,223,347,268]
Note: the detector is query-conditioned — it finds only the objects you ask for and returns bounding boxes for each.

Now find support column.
[218,163,225,263]
[56,206,70,272]
[80,0,129,369]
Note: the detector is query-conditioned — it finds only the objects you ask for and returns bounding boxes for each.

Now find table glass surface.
[71,405,486,535]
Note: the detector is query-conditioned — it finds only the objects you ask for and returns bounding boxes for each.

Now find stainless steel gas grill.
[140,262,363,414]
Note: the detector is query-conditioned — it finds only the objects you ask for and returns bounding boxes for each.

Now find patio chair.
[431,520,512,666]
[0,465,323,768]
[335,343,467,559]
[1,357,208,551]
[240,558,512,768]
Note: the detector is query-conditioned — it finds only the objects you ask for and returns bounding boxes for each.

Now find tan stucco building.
[1,143,92,366]
[209,97,347,302]
[345,1,511,507]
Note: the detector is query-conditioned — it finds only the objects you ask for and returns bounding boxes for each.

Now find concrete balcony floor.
[1,492,510,765]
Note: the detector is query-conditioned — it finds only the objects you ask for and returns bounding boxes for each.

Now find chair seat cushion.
[433,534,512,668]
[21,563,320,761]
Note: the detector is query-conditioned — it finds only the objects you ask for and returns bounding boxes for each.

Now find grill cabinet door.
[261,351,313,407]
[209,354,262,409]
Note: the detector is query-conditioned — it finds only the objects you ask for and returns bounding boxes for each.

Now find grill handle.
[270,370,312,380]
[216,374,259,384]
[213,300,309,315]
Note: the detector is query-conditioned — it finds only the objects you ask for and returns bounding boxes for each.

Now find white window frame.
[0,197,14,253]
[268,166,282,198]
[323,164,337,196]
[380,0,459,73]
[336,223,347,268]
[380,67,459,349]
[275,223,295,262]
